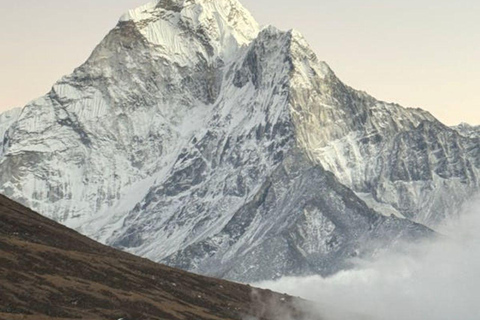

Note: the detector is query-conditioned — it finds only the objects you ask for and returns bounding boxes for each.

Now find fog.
[255,198,480,320]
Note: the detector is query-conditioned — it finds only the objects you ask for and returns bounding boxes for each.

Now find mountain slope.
[0,0,475,282]
[295,81,480,224]
[0,194,317,320]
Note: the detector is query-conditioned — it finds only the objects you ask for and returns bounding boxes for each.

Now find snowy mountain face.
[293,80,480,225]
[0,0,476,282]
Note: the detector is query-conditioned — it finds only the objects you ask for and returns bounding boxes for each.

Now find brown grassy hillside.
[0,195,319,320]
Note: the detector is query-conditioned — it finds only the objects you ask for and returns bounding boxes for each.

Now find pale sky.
[1,0,479,125]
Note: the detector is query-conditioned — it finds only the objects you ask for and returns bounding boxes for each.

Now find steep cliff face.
[286,52,479,225]
[0,0,261,236]
[0,0,475,282]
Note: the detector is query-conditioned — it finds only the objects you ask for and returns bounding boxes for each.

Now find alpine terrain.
[0,0,478,282]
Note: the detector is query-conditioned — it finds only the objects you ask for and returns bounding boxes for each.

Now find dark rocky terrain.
[0,195,319,320]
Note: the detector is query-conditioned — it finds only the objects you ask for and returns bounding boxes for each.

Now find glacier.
[0,0,477,282]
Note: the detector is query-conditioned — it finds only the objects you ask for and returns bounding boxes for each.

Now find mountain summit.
[119,0,259,64]
[0,0,477,282]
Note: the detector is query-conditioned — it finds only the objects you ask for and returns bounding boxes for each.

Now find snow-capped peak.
[1,0,478,284]
[119,0,259,64]
[119,1,159,22]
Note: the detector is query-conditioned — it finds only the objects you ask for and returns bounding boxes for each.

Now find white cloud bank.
[255,198,480,320]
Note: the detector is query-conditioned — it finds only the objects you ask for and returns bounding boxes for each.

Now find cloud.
[255,197,480,320]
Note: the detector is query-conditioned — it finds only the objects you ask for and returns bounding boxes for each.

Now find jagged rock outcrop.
[453,123,480,139]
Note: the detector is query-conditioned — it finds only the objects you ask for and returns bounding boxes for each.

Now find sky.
[1,0,479,125]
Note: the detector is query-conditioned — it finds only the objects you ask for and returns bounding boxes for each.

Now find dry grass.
[0,195,317,320]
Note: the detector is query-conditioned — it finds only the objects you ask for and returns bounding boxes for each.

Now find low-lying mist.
[255,198,480,320]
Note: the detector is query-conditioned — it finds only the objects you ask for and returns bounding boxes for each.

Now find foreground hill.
[0,195,318,320]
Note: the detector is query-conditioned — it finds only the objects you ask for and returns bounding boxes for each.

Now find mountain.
[0,0,476,282]
[0,194,319,320]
